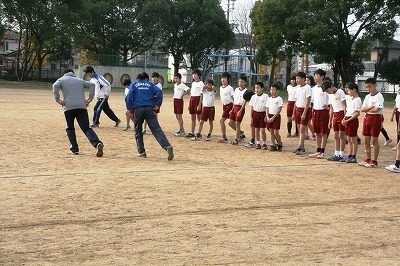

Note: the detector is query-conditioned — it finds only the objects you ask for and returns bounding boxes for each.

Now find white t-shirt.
[124,87,129,97]
[294,84,312,108]
[287,85,297,101]
[233,87,247,105]
[362,92,384,114]
[190,81,204,97]
[220,85,234,105]
[173,83,190,99]
[249,93,269,112]
[312,86,329,110]
[345,96,362,117]
[328,88,346,112]
[266,96,284,115]
[202,89,216,107]
[395,94,400,110]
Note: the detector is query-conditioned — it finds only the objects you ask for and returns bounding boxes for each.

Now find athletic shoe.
[70,150,79,155]
[385,165,400,173]
[345,157,357,163]
[293,148,301,153]
[239,131,246,140]
[190,133,202,141]
[96,142,104,157]
[327,155,341,161]
[217,138,227,143]
[392,146,398,151]
[316,153,325,159]
[295,148,306,155]
[309,151,321,158]
[206,134,212,141]
[137,152,147,158]
[384,139,393,146]
[90,123,99,128]
[185,132,195,138]
[276,144,282,151]
[114,119,121,127]
[255,144,262,149]
[358,159,371,166]
[244,142,256,148]
[229,140,239,145]
[142,128,147,134]
[364,161,378,168]
[338,156,346,162]
[262,144,269,150]
[312,134,316,141]
[123,125,131,131]
[269,145,277,151]
[174,130,185,137]
[166,146,174,161]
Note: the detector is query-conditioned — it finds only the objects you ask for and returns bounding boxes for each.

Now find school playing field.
[1,85,399,264]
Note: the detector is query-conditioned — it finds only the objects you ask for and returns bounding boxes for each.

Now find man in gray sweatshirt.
[53,69,104,157]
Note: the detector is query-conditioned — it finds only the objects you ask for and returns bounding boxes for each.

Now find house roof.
[371,39,400,50]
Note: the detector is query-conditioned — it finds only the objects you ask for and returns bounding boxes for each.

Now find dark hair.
[345,82,358,92]
[365,78,376,85]
[255,81,264,88]
[123,79,131,86]
[321,81,332,91]
[239,75,248,83]
[271,83,281,90]
[314,69,326,78]
[136,72,149,80]
[83,66,94,73]
[290,75,296,81]
[296,72,306,79]
[174,73,182,79]
[306,75,316,86]
[206,79,214,85]
[324,76,332,81]
[151,72,160,78]
[62,68,74,75]
[192,68,201,76]
[221,72,231,80]
[142,72,149,80]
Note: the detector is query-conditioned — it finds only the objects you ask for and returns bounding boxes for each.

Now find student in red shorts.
[266,83,284,151]
[173,73,190,136]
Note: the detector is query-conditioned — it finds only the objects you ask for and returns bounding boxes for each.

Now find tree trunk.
[269,53,278,87]
[285,48,293,87]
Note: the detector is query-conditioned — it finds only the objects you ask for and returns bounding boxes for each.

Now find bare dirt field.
[0,86,399,265]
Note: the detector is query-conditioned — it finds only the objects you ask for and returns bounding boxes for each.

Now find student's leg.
[261,128,266,142]
[333,131,340,152]
[92,99,102,124]
[125,110,131,125]
[198,120,204,135]
[228,119,237,131]
[235,122,241,141]
[146,107,172,150]
[64,110,79,152]
[196,113,201,122]
[176,114,184,130]
[255,127,260,143]
[102,99,119,122]
[76,109,101,147]
[209,120,213,135]
[299,124,307,148]
[364,136,372,159]
[134,108,146,154]
[190,114,196,133]
[220,117,227,139]
[274,129,281,144]
[339,131,346,155]
[316,133,322,149]
[321,133,327,150]
[371,136,379,161]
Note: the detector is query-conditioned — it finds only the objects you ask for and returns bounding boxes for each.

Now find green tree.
[379,59,400,85]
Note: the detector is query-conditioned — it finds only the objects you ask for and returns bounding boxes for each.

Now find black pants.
[93,98,119,124]
[65,109,101,152]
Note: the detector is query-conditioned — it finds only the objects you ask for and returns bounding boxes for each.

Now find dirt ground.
[0,87,399,265]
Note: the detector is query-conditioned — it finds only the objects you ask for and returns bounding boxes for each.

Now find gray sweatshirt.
[53,72,95,111]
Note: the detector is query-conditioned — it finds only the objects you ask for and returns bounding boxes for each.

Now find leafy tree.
[379,59,400,85]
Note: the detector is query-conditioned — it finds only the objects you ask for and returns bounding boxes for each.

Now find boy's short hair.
[290,75,296,81]
[346,82,358,92]
[206,79,214,85]
[62,68,74,75]
[255,81,264,88]
[365,78,376,85]
[151,72,160,78]
[296,72,306,79]
[239,75,248,82]
[321,80,332,91]
[271,83,281,90]
[306,75,316,86]
[141,72,149,80]
[174,73,182,79]
[221,72,231,80]
[192,68,201,76]
[83,66,94,73]
[123,79,131,86]
[314,69,326,78]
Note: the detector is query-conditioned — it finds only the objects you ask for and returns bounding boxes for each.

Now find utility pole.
[225,0,235,71]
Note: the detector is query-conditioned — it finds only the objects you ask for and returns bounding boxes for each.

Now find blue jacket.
[126,79,163,110]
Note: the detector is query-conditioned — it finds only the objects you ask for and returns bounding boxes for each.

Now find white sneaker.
[384,139,393,146]
[316,152,325,159]
[123,125,131,131]
[392,146,398,151]
[309,152,321,158]
[385,165,400,173]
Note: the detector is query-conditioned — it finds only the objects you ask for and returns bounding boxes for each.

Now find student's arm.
[198,92,204,112]
[154,84,163,108]
[237,100,247,117]
[302,97,311,120]
[391,103,396,122]
[52,79,65,106]
[328,105,334,129]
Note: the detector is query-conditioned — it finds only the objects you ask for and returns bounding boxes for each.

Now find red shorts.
[174,98,184,114]
[312,109,329,134]
[295,107,311,126]
[200,107,215,121]
[333,110,345,131]
[188,96,201,115]
[251,111,266,128]
[344,117,359,137]
[362,114,382,137]
[286,101,295,117]
[267,114,281,130]
[221,103,233,119]
[229,104,245,123]
[154,96,160,114]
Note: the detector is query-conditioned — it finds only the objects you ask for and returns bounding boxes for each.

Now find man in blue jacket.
[126,72,174,160]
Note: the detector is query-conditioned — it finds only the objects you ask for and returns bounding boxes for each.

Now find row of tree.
[250,0,400,86]
[0,0,235,81]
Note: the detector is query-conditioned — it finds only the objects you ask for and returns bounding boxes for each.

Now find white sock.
[339,151,344,157]
[263,141,266,145]
[256,140,260,144]
[335,150,340,156]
